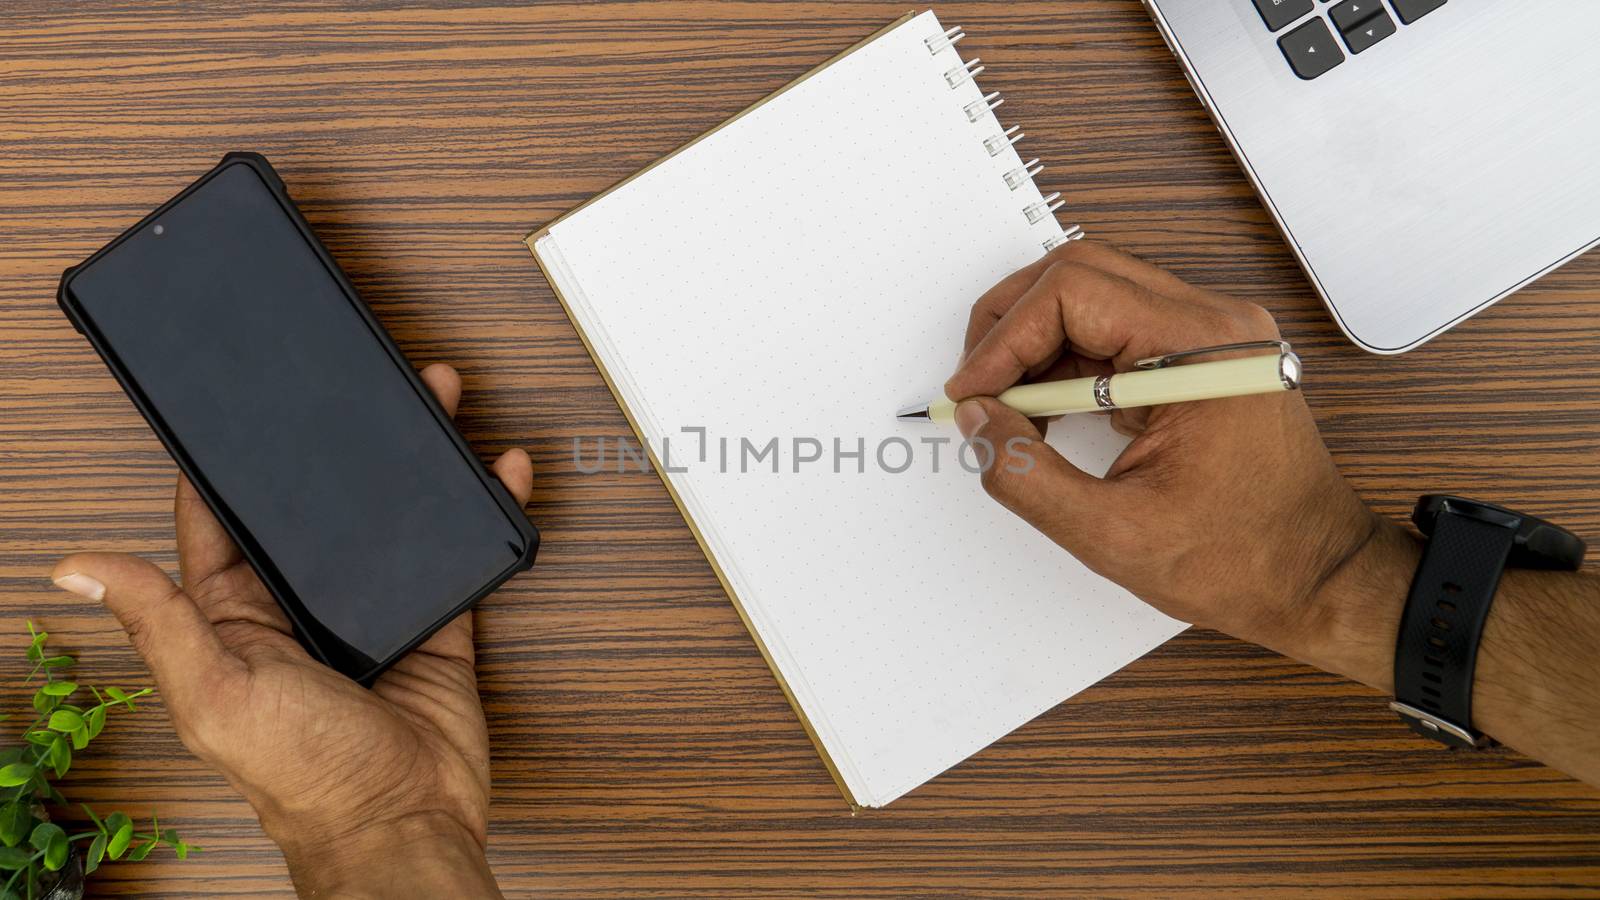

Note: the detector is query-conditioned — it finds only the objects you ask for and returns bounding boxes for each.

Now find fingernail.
[954,400,989,438]
[53,573,106,601]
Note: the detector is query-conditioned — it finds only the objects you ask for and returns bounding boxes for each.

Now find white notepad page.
[532,10,1185,807]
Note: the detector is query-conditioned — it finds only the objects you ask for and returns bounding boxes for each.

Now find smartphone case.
[57,152,538,684]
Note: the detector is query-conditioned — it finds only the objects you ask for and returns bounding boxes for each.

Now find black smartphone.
[56,153,538,684]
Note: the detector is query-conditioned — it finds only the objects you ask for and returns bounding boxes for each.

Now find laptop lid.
[1148,0,1600,353]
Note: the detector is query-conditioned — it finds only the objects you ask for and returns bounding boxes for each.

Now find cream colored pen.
[897,340,1302,423]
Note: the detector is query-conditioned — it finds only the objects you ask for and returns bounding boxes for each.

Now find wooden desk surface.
[4,2,1599,896]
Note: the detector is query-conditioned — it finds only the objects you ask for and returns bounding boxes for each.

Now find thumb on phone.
[51,553,243,715]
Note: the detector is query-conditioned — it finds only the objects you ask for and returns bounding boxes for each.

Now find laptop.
[1143,0,1600,353]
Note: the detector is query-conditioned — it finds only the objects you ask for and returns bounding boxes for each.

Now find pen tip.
[896,405,930,421]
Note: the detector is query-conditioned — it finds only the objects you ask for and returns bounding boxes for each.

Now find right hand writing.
[944,241,1387,660]
[945,242,1600,791]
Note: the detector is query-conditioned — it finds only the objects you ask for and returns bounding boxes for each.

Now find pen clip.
[1134,340,1293,370]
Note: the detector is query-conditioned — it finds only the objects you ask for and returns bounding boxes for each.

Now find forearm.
[1283,511,1600,787]
[273,812,503,900]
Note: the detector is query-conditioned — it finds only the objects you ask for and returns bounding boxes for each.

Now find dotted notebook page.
[537,10,1185,807]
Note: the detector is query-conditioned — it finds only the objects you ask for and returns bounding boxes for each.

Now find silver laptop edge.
[1144,0,1600,354]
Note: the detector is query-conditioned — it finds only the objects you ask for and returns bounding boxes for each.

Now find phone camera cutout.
[153,224,165,236]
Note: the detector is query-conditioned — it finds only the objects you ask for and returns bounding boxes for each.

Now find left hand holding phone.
[50,363,520,899]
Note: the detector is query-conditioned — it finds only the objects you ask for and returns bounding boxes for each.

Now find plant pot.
[39,850,84,900]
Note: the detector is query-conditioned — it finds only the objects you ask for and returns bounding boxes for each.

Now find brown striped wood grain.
[3,1,1600,896]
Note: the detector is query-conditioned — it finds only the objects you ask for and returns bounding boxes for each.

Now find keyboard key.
[1338,5,1396,53]
[1391,0,1445,24]
[1329,0,1381,31]
[1279,18,1345,79]
[1252,0,1314,32]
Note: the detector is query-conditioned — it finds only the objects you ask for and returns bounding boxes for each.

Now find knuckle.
[979,459,1021,506]
[1210,300,1278,340]
[1050,260,1124,306]
[118,583,186,658]
[1234,301,1279,337]
[1041,261,1108,312]
[979,464,1008,498]
[1046,238,1109,267]
[1042,259,1093,289]
[118,608,155,655]
[965,302,993,333]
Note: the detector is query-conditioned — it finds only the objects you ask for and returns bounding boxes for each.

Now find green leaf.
[26,629,46,658]
[43,830,67,871]
[0,846,28,870]
[49,738,69,779]
[174,839,190,860]
[28,822,62,854]
[0,804,29,848]
[31,689,55,715]
[106,814,133,860]
[39,682,75,698]
[46,709,82,733]
[86,833,106,875]
[126,839,154,861]
[105,687,135,711]
[86,706,107,741]
[69,726,87,750]
[23,731,52,748]
[0,765,34,788]
[41,656,74,669]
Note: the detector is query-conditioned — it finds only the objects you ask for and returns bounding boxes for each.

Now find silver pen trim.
[1092,375,1115,410]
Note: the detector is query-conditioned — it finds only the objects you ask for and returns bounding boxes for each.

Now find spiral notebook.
[525,9,1186,808]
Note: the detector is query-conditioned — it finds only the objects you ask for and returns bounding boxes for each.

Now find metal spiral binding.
[925,26,965,55]
[944,57,984,88]
[963,92,1003,122]
[1043,225,1085,251]
[1005,159,1043,191]
[1024,192,1065,224]
[935,24,1084,252]
[983,125,1023,157]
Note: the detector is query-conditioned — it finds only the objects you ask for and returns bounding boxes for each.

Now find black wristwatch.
[1391,495,1585,748]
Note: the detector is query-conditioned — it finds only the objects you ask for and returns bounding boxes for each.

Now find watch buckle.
[1389,701,1483,749]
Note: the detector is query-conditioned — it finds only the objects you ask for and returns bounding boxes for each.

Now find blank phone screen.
[67,162,528,676]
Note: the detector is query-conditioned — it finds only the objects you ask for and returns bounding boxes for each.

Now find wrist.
[271,811,501,899]
[1282,511,1421,692]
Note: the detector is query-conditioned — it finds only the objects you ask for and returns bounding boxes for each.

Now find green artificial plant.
[0,621,191,898]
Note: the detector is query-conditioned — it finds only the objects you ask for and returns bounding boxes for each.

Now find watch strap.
[1392,510,1517,748]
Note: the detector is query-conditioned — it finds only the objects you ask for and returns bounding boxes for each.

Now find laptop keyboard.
[1254,0,1445,80]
